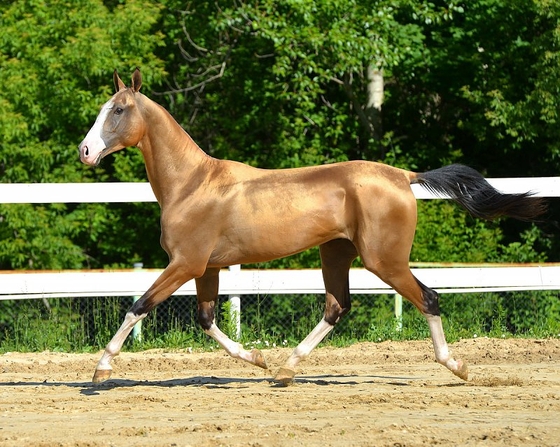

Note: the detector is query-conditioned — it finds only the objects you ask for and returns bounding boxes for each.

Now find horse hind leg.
[275,239,357,385]
[196,268,267,369]
[93,311,144,383]
[274,316,336,386]
[359,192,467,380]
[415,279,468,380]
[369,261,468,380]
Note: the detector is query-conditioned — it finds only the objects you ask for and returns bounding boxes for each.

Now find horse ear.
[113,70,126,92]
[131,68,142,93]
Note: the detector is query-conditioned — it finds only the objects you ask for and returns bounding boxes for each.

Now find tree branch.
[153,62,227,95]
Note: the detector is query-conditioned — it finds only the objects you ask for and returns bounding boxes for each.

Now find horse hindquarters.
[356,185,469,380]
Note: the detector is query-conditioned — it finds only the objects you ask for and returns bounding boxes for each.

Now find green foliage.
[412,201,503,263]
[457,0,560,155]
[0,204,83,269]
[205,0,444,164]
[220,299,240,340]
[2,0,557,270]
[0,0,166,269]
[411,201,549,263]
[2,291,558,353]
[0,1,559,351]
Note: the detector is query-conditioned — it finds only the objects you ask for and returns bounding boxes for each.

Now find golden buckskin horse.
[79,69,546,384]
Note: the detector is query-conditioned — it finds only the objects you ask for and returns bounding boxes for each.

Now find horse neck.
[136,95,213,204]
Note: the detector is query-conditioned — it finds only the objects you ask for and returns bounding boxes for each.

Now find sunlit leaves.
[0,0,166,269]
[0,0,558,271]
[455,0,560,159]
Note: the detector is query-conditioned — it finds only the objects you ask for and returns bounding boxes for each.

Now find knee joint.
[131,298,154,316]
[197,306,215,331]
[419,281,440,316]
[324,301,351,326]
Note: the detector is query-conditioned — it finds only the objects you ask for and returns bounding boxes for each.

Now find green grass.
[1,292,558,354]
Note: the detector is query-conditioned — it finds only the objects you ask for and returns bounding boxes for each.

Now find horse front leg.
[92,262,192,383]
[196,268,267,369]
[275,240,356,385]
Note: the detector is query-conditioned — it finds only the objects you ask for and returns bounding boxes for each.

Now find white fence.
[2,264,560,301]
[1,178,559,335]
[2,177,560,204]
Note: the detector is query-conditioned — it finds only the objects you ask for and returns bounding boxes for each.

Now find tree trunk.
[367,64,384,155]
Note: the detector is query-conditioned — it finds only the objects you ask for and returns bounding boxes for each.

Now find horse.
[79,69,546,384]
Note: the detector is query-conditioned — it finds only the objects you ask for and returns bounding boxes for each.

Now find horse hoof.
[452,360,468,381]
[274,367,296,386]
[251,349,268,369]
[92,369,112,383]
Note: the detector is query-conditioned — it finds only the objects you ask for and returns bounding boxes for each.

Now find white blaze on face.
[79,98,115,166]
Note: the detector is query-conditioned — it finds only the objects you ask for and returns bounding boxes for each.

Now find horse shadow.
[0,372,428,396]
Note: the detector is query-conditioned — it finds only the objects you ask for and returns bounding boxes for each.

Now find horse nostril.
[84,146,89,156]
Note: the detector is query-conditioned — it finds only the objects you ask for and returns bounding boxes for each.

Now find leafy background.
[0,0,559,350]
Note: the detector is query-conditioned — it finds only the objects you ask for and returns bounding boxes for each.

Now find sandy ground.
[1,338,559,447]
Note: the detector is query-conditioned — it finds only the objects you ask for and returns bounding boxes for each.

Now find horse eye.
[114,107,124,115]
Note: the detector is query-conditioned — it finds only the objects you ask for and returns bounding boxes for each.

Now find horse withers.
[79,69,546,385]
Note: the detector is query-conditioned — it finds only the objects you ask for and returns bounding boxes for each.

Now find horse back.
[194,160,417,266]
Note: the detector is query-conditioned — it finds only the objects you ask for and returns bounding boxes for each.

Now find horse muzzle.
[79,142,104,166]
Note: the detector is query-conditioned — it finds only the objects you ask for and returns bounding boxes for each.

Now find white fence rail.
[1,177,560,204]
[1,265,560,301]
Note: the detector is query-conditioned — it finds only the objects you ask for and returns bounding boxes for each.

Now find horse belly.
[208,190,349,266]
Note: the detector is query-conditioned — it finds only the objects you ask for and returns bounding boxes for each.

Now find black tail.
[413,164,547,221]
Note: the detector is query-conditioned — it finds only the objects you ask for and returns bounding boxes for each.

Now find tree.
[384,0,560,256]
[384,0,560,176]
[159,0,551,265]
[0,0,556,270]
[0,0,166,269]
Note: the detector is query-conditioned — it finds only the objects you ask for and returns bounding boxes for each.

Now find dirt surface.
[1,338,559,447]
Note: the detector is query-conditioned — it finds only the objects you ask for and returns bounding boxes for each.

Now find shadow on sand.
[0,372,430,396]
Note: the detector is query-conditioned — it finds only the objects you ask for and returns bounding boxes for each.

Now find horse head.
[79,69,145,166]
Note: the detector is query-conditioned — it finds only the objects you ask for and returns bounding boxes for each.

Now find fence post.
[132,262,144,341]
[394,293,403,332]
[228,264,241,340]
